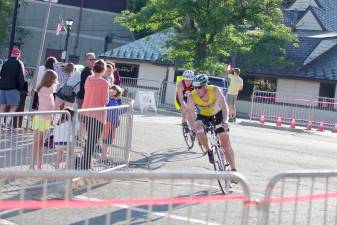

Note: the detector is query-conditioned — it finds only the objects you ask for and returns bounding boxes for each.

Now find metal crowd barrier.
[0,170,251,225]
[120,77,161,101]
[75,105,133,171]
[120,77,177,110]
[250,90,337,130]
[0,104,133,172]
[257,170,337,225]
[0,110,72,171]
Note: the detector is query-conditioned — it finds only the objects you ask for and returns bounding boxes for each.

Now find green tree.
[0,0,12,48]
[116,0,297,74]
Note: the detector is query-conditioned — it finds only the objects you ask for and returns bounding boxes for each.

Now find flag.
[226,63,232,71]
[56,23,63,35]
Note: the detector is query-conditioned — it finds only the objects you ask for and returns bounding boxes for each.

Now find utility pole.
[29,0,53,111]
[8,0,19,58]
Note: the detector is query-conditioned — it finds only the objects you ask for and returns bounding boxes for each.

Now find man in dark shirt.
[76,52,95,109]
[0,48,25,115]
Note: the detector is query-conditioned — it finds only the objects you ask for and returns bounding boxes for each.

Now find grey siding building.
[8,0,133,66]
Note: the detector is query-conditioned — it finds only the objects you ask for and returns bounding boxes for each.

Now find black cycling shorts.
[196,110,228,134]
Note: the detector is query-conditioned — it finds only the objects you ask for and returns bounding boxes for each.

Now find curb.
[239,121,305,133]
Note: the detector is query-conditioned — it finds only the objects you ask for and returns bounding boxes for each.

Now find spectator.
[54,63,78,109]
[103,62,115,88]
[99,85,123,165]
[13,80,29,128]
[0,48,25,127]
[110,62,121,85]
[53,62,74,93]
[80,59,109,170]
[33,56,57,110]
[227,68,243,122]
[76,52,96,109]
[30,70,58,170]
[54,108,74,169]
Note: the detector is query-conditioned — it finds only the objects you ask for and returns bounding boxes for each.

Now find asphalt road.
[1,112,337,225]
[131,113,337,192]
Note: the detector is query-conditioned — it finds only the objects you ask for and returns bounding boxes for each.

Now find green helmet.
[192,74,208,87]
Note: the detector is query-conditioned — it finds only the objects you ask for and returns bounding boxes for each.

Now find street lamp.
[62,19,74,61]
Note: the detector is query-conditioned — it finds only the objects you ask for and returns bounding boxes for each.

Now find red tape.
[2,192,337,210]
[258,192,337,205]
[0,194,245,210]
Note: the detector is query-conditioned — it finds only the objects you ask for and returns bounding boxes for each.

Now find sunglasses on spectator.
[87,58,95,61]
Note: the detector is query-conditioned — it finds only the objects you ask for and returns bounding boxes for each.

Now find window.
[45,49,62,62]
[318,82,336,110]
[115,63,139,79]
[319,82,336,98]
[238,76,277,101]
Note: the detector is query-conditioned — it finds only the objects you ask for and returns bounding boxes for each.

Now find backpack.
[60,80,80,97]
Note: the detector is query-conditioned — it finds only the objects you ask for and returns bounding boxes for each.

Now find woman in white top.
[54,63,81,109]
[32,57,57,110]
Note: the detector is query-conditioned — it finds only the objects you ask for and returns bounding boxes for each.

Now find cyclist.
[186,74,236,171]
[176,70,194,132]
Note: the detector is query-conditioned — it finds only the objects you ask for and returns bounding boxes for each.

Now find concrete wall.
[14,1,133,66]
[276,78,320,105]
[138,63,169,81]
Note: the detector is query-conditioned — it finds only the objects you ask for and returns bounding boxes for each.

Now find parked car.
[208,75,229,95]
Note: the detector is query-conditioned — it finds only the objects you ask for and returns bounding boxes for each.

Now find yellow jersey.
[191,85,221,116]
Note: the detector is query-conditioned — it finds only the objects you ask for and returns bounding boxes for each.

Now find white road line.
[74,195,220,225]
[0,219,18,225]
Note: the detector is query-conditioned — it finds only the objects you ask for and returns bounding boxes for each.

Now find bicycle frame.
[204,123,223,148]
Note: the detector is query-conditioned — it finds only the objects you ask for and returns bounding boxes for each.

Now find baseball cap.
[11,48,21,57]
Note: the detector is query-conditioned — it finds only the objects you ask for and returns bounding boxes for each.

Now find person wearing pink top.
[30,70,58,169]
[80,59,109,170]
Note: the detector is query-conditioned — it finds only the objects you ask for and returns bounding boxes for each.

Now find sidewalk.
[238,119,337,137]
[151,108,337,137]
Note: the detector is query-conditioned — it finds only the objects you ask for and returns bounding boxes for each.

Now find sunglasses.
[194,86,204,90]
[87,58,96,61]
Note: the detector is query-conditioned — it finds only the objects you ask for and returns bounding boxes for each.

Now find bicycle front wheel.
[212,145,232,194]
[182,124,195,149]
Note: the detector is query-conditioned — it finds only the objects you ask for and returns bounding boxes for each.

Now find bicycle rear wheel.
[212,145,232,194]
[182,123,195,149]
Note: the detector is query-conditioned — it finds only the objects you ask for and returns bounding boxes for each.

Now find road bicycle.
[203,122,232,194]
[182,122,195,149]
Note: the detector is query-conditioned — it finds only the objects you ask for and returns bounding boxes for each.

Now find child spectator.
[103,62,115,88]
[99,85,123,165]
[33,57,57,110]
[30,70,58,170]
[54,108,74,169]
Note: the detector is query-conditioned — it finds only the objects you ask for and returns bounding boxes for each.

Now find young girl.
[30,70,58,170]
[54,108,74,169]
[99,85,123,165]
